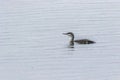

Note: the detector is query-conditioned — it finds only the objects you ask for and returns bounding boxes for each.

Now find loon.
[63,32,95,45]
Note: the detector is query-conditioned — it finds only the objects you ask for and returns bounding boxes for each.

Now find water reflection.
[68,44,74,48]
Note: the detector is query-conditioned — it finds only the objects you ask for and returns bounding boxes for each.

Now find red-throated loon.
[63,32,95,45]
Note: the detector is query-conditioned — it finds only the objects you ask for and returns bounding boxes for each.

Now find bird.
[63,32,95,45]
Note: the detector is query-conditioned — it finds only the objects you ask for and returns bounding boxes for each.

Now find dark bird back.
[74,39,95,44]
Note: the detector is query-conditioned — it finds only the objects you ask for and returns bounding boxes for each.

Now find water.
[0,0,120,80]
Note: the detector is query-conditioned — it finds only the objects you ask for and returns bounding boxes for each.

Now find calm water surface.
[0,0,120,80]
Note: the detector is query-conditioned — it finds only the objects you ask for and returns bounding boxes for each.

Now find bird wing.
[74,39,95,44]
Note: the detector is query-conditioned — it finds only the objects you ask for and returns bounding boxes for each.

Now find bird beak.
[63,33,67,35]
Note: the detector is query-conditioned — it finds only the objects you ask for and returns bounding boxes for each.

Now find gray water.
[0,0,120,80]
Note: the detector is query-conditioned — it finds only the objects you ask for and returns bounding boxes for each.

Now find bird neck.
[70,34,74,45]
